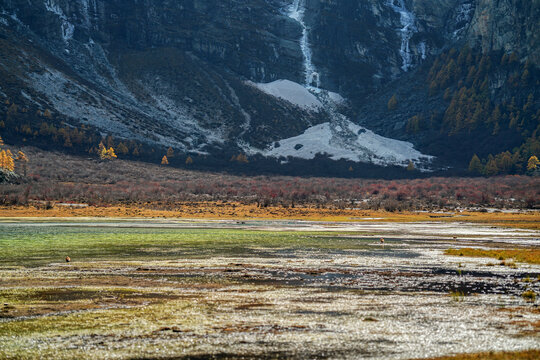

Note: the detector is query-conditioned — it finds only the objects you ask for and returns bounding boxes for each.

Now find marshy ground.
[0,219,539,359]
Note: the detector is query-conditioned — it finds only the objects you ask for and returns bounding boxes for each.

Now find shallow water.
[0,220,538,359]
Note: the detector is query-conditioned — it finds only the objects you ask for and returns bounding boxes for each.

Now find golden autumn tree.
[0,150,6,170]
[161,155,169,165]
[99,142,117,161]
[185,156,193,165]
[0,150,15,172]
[99,143,107,160]
[527,155,539,172]
[16,151,28,176]
[106,147,117,160]
[5,150,14,170]
[166,147,174,158]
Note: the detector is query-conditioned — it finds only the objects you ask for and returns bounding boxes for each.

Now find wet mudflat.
[0,219,539,359]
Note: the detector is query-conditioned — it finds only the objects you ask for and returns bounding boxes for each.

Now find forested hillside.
[405,47,539,175]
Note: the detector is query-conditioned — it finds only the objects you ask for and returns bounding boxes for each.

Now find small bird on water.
[65,256,71,263]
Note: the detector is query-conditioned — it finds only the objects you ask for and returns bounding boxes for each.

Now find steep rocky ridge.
[307,0,538,99]
[466,0,539,65]
[307,0,475,97]
[0,0,326,154]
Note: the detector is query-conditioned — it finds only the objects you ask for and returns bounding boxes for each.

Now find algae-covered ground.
[0,219,539,359]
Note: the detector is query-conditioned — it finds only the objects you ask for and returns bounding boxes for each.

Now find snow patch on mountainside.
[247,78,433,168]
[29,68,134,135]
[26,66,225,152]
[326,91,345,105]
[261,120,433,167]
[146,92,226,147]
[249,79,323,111]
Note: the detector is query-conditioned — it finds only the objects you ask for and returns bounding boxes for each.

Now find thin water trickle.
[386,0,418,71]
[288,0,320,88]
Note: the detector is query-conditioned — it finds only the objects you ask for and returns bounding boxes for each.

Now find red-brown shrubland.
[0,147,538,211]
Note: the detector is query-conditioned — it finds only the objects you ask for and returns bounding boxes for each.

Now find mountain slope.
[0,0,537,174]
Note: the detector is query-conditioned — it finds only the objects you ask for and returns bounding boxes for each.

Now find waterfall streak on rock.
[288,0,320,88]
[386,0,417,71]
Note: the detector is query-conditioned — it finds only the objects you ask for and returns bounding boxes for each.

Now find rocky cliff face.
[0,0,324,154]
[307,0,538,97]
[466,0,539,64]
[0,0,537,169]
[1,0,304,81]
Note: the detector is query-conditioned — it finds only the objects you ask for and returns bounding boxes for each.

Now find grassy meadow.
[0,220,539,359]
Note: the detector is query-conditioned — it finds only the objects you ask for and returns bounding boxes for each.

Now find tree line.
[401,46,538,175]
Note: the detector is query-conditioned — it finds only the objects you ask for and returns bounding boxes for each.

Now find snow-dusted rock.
[261,120,433,168]
[249,80,323,111]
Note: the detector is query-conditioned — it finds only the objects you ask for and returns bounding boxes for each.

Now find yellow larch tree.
[0,150,15,172]
[527,156,539,172]
[99,142,117,161]
[106,147,117,160]
[16,151,29,176]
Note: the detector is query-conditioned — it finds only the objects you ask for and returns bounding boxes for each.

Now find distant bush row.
[0,149,537,210]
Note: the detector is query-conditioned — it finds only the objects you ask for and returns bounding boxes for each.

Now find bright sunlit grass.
[0,225,376,266]
[419,350,540,360]
[445,248,540,265]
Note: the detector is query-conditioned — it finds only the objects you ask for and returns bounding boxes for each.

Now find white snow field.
[262,121,432,166]
[249,80,323,111]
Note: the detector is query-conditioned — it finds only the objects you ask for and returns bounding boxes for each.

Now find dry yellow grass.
[415,350,540,360]
[0,203,538,229]
[445,248,540,265]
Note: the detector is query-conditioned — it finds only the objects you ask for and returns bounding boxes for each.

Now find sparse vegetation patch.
[445,248,540,265]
